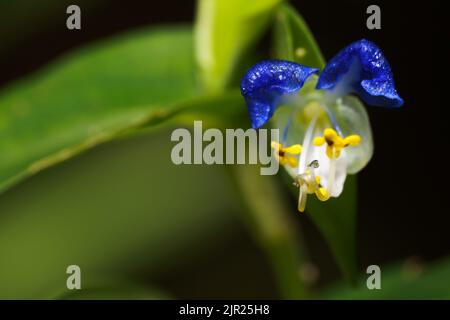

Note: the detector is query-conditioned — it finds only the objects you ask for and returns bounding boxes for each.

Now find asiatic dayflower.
[240,39,403,213]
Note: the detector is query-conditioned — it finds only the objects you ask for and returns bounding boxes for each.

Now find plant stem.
[227,165,309,299]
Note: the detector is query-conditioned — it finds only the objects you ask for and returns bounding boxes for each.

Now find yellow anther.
[283,144,302,154]
[315,187,330,201]
[314,175,330,201]
[271,141,302,168]
[313,137,326,146]
[295,173,331,213]
[343,135,361,146]
[278,157,288,166]
[314,128,362,159]
[287,156,298,168]
[324,128,338,141]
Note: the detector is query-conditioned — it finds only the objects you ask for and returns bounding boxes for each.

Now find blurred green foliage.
[0,130,240,298]
[273,4,325,68]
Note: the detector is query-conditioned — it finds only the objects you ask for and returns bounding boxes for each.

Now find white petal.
[308,144,347,197]
[298,115,317,174]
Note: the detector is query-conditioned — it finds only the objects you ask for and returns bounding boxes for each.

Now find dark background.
[0,0,445,298]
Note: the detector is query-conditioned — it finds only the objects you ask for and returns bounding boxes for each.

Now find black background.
[0,0,446,298]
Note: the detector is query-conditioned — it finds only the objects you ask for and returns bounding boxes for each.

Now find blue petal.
[240,60,318,128]
[316,39,403,108]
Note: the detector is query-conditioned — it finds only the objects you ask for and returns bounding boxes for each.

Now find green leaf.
[0,26,201,194]
[195,0,283,92]
[323,258,450,299]
[273,5,358,283]
[273,4,325,68]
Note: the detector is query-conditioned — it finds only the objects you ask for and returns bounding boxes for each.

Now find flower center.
[271,102,362,213]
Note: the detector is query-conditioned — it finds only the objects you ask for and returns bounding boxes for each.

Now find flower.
[240,39,403,213]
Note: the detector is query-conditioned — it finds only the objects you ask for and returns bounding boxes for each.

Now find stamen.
[313,128,362,159]
[283,144,302,154]
[315,187,330,201]
[324,128,338,142]
[313,176,330,201]
[343,135,361,146]
[294,161,331,212]
[271,141,302,168]
[313,136,325,146]
[313,127,361,196]
[287,156,298,168]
